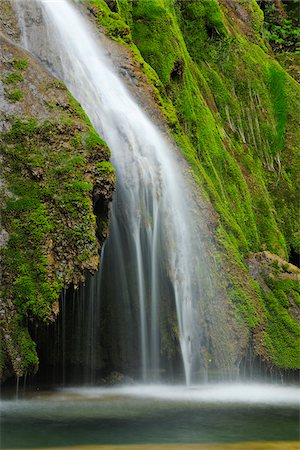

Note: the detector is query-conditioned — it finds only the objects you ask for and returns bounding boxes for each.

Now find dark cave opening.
[289,247,300,268]
[26,265,184,387]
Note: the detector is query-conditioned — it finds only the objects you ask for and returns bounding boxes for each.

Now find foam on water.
[60,383,300,406]
[1,384,299,409]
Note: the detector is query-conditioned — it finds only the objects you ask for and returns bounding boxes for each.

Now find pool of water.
[0,384,299,449]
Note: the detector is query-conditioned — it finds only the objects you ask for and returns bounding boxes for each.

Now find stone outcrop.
[0,23,115,380]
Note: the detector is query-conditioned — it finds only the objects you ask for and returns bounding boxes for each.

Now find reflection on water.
[0,384,299,449]
[5,444,300,450]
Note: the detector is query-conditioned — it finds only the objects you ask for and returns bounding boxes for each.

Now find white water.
[1,384,299,408]
[15,0,227,384]
[60,383,300,406]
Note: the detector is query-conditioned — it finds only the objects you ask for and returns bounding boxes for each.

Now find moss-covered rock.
[247,251,300,369]
[1,0,298,378]
[0,33,115,380]
[85,0,299,370]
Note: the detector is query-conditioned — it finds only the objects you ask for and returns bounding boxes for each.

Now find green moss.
[87,0,132,43]
[175,0,228,64]
[262,1,300,54]
[128,0,284,254]
[54,154,86,175]
[228,285,259,329]
[95,160,115,174]
[66,91,93,124]
[268,64,287,154]
[83,130,107,150]
[116,0,133,27]
[67,180,93,191]
[88,0,300,369]
[1,125,64,320]
[2,71,24,84]
[4,118,38,139]
[1,99,113,374]
[276,51,300,82]
[260,278,300,368]
[5,88,24,102]
[18,329,39,373]
[11,58,29,70]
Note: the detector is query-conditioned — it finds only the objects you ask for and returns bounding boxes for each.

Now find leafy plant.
[259,0,300,53]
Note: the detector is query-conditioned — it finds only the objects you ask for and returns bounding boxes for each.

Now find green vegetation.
[87,0,300,369]
[0,59,114,376]
[258,0,300,80]
[1,112,111,316]
[95,160,115,175]
[260,278,300,368]
[1,60,26,104]
[265,17,300,53]
[259,0,300,53]
[2,71,24,84]
[1,0,298,376]
[5,88,24,102]
[11,58,29,70]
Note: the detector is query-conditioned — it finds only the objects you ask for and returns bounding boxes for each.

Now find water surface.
[1,384,298,449]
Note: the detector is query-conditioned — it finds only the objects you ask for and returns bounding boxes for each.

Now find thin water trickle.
[15,377,19,399]
[14,0,234,384]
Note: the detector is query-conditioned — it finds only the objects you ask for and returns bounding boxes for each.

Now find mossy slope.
[85,0,299,370]
[0,34,114,380]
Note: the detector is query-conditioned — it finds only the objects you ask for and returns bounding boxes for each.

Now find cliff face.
[85,0,299,370]
[0,7,115,380]
[0,0,299,381]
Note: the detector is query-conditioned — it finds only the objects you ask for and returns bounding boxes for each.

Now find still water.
[0,384,299,449]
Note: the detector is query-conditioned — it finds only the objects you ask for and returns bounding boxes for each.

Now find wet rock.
[101,371,134,386]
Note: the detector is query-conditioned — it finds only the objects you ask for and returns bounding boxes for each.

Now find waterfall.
[14,0,230,385]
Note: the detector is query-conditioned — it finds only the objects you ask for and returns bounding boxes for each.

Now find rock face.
[0,0,299,381]
[82,0,299,372]
[0,16,115,379]
[245,251,300,369]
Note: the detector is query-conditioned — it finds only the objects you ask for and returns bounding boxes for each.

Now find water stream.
[14,0,223,385]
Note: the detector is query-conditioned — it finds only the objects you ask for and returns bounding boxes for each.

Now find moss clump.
[16,328,39,374]
[11,58,29,70]
[88,0,132,43]
[84,129,107,150]
[95,160,115,174]
[2,71,24,84]
[5,88,24,102]
[2,63,26,103]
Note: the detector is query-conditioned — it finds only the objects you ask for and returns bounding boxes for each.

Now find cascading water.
[15,0,235,385]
